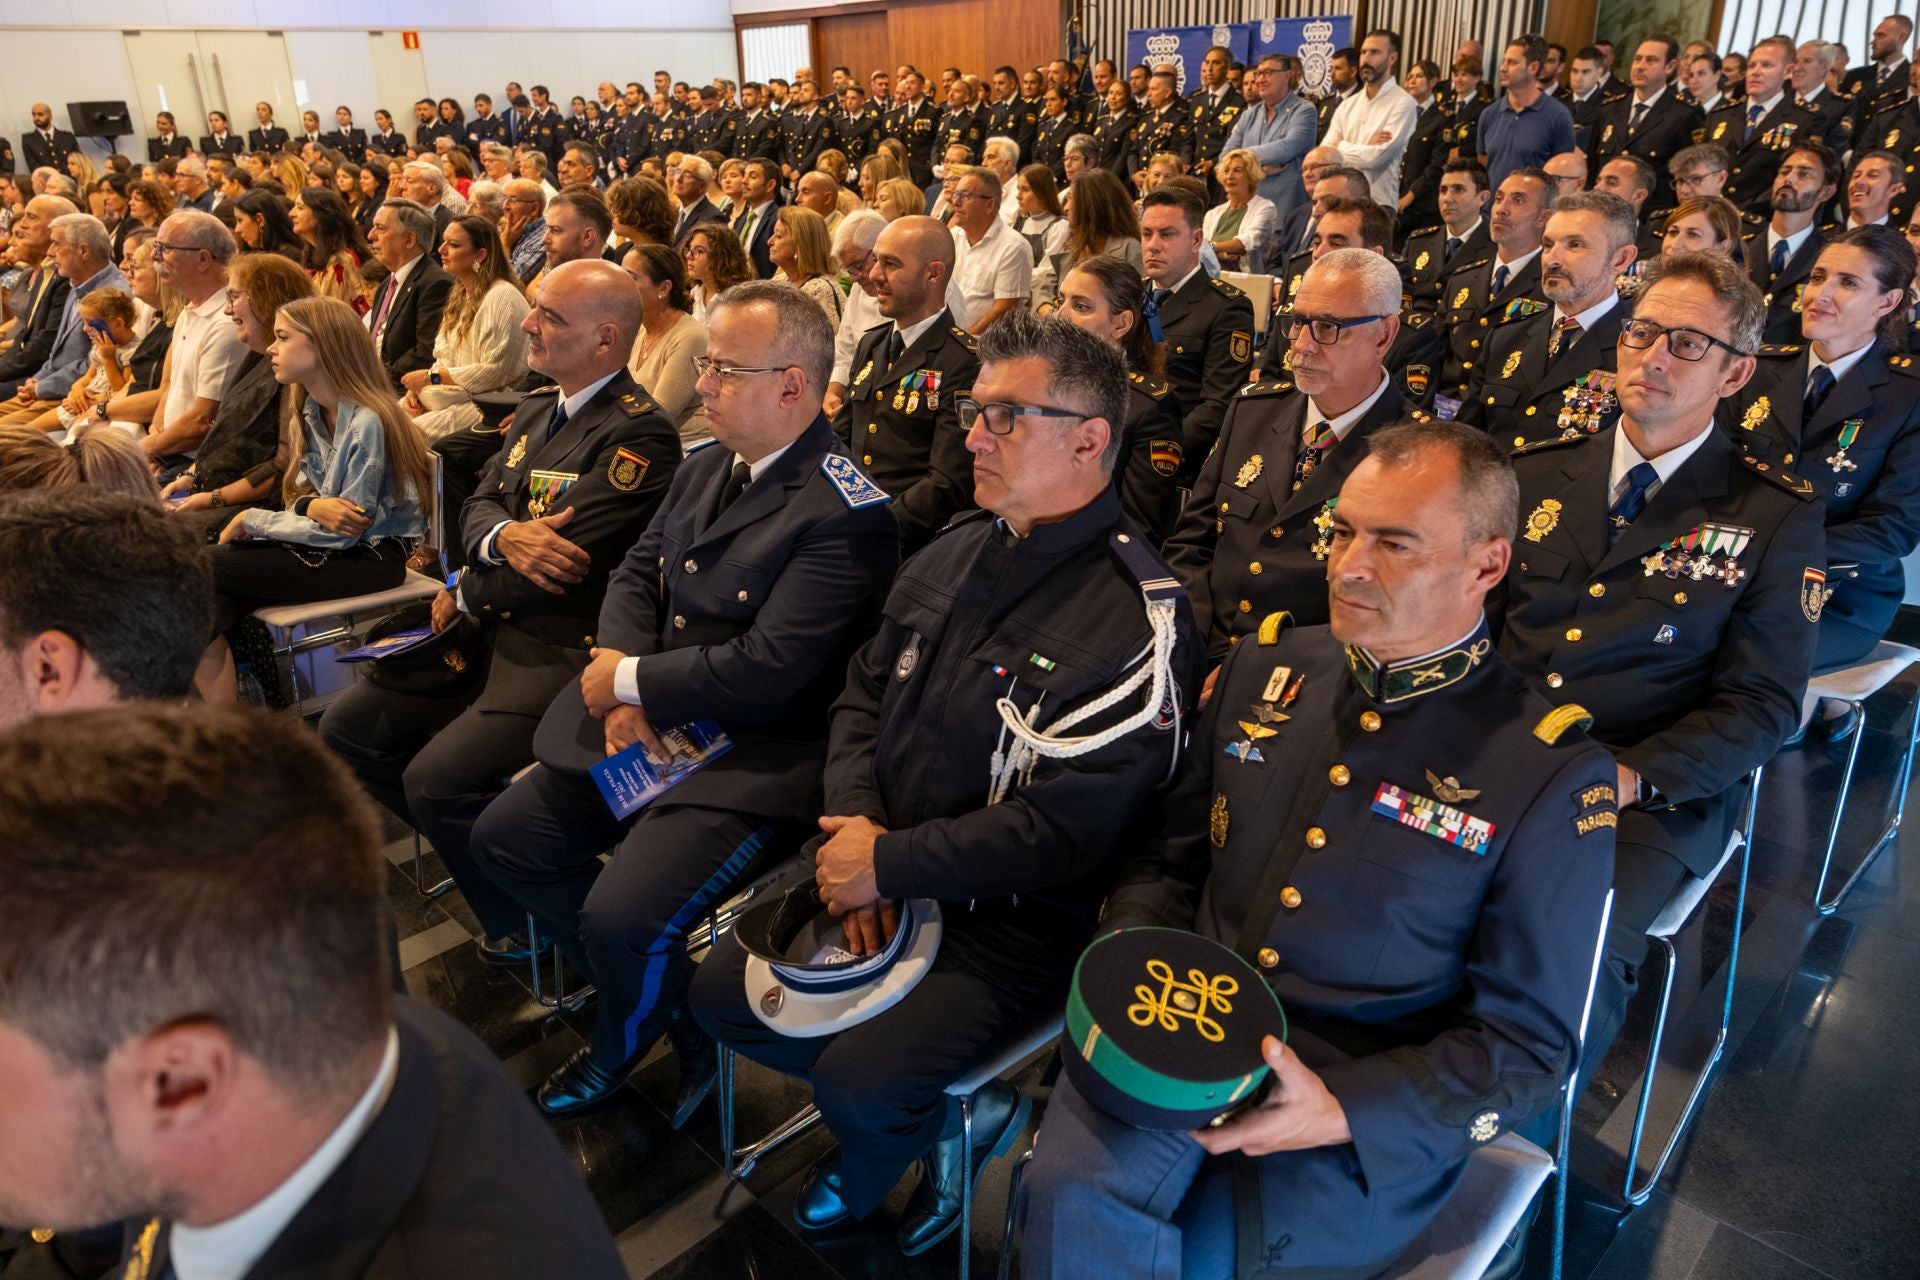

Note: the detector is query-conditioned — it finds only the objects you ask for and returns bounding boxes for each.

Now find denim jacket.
[241,397,424,547]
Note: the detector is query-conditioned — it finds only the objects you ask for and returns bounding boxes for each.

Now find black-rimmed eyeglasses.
[955,398,1088,435]
[1618,316,1750,361]
[1285,313,1389,344]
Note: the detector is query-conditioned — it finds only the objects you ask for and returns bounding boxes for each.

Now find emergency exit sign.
[401,31,420,50]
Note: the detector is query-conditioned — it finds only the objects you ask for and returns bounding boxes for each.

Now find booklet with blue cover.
[339,627,436,663]
[589,719,733,819]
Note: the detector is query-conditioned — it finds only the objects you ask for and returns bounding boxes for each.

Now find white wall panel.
[286,29,382,122]
[0,30,141,160]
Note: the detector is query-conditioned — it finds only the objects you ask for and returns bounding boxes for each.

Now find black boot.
[475,931,548,967]
[896,1080,1032,1256]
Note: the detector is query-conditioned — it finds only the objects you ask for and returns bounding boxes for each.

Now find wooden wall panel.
[1543,0,1602,86]
[816,11,891,84]
[796,0,1065,91]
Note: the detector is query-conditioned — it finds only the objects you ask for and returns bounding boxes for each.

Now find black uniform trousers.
[689,905,1078,1217]
[473,765,800,1067]
[316,667,536,942]
[208,539,409,634]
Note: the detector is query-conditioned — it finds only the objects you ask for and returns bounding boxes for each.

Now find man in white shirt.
[948,169,1031,333]
[0,703,628,1280]
[982,135,1024,226]
[1322,29,1418,205]
[143,210,246,469]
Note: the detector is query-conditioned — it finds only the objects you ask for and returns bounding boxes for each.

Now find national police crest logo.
[1405,364,1431,397]
[1145,32,1187,94]
[1298,20,1336,96]
[608,447,649,492]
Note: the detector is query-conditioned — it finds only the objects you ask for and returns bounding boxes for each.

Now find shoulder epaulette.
[1452,254,1493,274]
[1741,210,1767,225]
[1512,433,1590,458]
[1532,704,1594,745]
[1238,378,1291,397]
[1405,310,1434,328]
[1410,224,1440,238]
[820,452,892,509]
[617,391,658,417]
[1756,343,1803,357]
[1129,371,1170,398]
[1408,408,1434,422]
[1740,452,1818,499]
[1256,611,1291,646]
[948,324,977,350]
[522,385,559,398]
[1890,352,1920,375]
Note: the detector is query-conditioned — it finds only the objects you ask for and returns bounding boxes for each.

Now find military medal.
[1309,498,1337,560]
[1502,350,1523,379]
[1234,454,1264,488]
[1642,522,1754,586]
[1209,793,1229,847]
[1424,769,1481,804]
[1247,700,1288,725]
[1827,419,1862,471]
[907,390,920,414]
[1224,741,1266,763]
[1889,128,1902,148]
[924,369,940,409]
[893,386,907,410]
[1556,370,1617,439]
[1522,498,1563,543]
[1261,665,1292,701]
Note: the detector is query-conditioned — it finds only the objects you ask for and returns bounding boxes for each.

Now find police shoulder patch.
[1130,371,1170,398]
[1741,454,1818,499]
[1532,703,1594,745]
[820,452,892,509]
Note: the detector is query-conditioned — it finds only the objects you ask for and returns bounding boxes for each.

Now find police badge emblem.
[1741,396,1770,432]
[1502,350,1523,379]
[505,435,528,469]
[1234,454,1264,488]
[1229,331,1251,363]
[1522,498,1562,543]
[1802,567,1830,621]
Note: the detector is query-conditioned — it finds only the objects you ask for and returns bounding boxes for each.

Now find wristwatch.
[428,369,443,385]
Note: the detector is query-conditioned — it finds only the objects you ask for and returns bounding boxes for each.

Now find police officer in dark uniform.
[1401,159,1493,313]
[1460,192,1636,446]
[1436,167,1554,407]
[526,88,564,165]
[1143,185,1254,479]
[986,65,1040,166]
[1022,422,1618,1279]
[1091,88,1142,181]
[1741,141,1840,344]
[365,110,408,160]
[1719,225,1920,681]
[147,113,191,162]
[835,216,979,548]
[468,283,899,1119]
[683,87,736,158]
[465,95,509,150]
[1187,46,1247,201]
[1395,69,1452,243]
[1314,51,1358,139]
[689,312,1203,1257]
[777,82,835,182]
[1169,250,1417,657]
[1498,250,1824,1082]
[1031,90,1076,182]
[1448,71,1495,157]
[1701,38,1823,215]
[411,100,449,151]
[883,71,942,188]
[1129,73,1193,180]
[317,259,680,968]
[1842,14,1913,137]
[835,87,882,177]
[936,80,984,161]
[324,107,369,164]
[733,82,779,161]
[1587,38,1704,213]
[245,102,288,153]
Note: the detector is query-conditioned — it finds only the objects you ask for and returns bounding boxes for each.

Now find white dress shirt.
[1609,419,1715,507]
[1322,77,1419,205]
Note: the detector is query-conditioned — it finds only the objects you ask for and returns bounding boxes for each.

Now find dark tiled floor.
[383,671,1920,1280]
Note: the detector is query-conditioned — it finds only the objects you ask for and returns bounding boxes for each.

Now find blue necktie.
[1746,102,1764,140]
[1769,238,1789,279]
[1804,364,1836,420]
[1491,263,1510,296]
[1444,235,1462,261]
[1607,461,1660,544]
[545,399,569,442]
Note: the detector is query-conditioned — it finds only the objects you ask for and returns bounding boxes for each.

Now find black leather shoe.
[896,1080,1032,1256]
[475,932,546,967]
[535,1047,631,1116]
[1816,704,1861,744]
[792,1152,851,1231]
[664,1017,717,1130]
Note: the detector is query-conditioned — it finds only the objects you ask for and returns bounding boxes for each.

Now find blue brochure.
[589,719,733,819]
[339,627,435,662]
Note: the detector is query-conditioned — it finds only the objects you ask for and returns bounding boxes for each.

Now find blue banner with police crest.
[1248,16,1354,99]
[1124,23,1252,98]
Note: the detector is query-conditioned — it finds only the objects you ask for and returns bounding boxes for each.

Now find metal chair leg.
[731,1101,825,1179]
[718,1046,736,1168]
[1814,691,1919,914]
[960,1093,975,1280]
[408,831,453,899]
[527,912,593,1013]
[998,1148,1033,1280]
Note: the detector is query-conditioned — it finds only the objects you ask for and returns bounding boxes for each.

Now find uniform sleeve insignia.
[1572,781,1619,837]
[1149,439,1183,476]
[607,448,649,492]
[1407,311,1433,328]
[1405,364,1431,396]
[1802,567,1831,621]
[1229,330,1252,363]
[821,452,892,509]
[1532,703,1594,745]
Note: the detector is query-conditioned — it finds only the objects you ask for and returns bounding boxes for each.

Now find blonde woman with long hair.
[202,296,429,699]
[770,205,843,322]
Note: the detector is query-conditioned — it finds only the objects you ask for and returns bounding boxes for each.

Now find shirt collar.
[1609,418,1714,500]
[1767,220,1815,258]
[1165,262,1204,295]
[1345,618,1494,703]
[733,438,795,483]
[893,308,946,350]
[560,369,621,420]
[1446,216,1483,243]
[1809,338,1875,387]
[1494,245,1540,278]
[1554,292,1618,333]
[1751,91,1783,116]
[168,1031,399,1280]
[1305,369,1391,444]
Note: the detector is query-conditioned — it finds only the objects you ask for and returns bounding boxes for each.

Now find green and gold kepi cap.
[1063,927,1286,1131]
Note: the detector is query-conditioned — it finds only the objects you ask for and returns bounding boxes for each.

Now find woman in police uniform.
[1719,226,1920,734]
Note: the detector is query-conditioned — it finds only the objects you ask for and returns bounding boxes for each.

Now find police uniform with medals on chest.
[1129,102,1193,176]
[1031,109,1075,181]
[836,101,882,173]
[987,94,1040,166]
[315,370,682,943]
[1447,91,1492,156]
[834,312,980,549]
[1437,249,1549,409]
[883,96,942,187]
[1741,217,1830,345]
[1457,293,1630,446]
[1396,99,1454,238]
[1588,88,1705,213]
[1165,375,1418,658]
[1719,338,1920,668]
[936,104,983,159]
[1702,94,1823,213]
[1188,83,1246,195]
[1401,219,1493,315]
[1019,613,1616,1276]
[1154,270,1255,482]
[1255,265,1445,408]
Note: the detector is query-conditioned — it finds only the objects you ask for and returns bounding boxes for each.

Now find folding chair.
[1219,270,1273,337]
[1805,642,1920,914]
[1621,767,1763,1205]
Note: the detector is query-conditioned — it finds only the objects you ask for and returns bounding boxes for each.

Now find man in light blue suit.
[0,213,127,425]
[1223,53,1317,226]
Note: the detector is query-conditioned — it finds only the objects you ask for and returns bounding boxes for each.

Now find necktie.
[1299,219,1316,252]
[1150,287,1173,312]
[1769,238,1789,279]
[738,208,757,243]
[1491,263,1510,296]
[1804,364,1836,420]
[1607,461,1660,544]
[886,327,906,371]
[1747,103,1764,140]
[1629,102,1648,131]
[1444,235,1462,261]
[1293,418,1335,489]
[545,399,569,442]
[1548,317,1582,363]
[368,274,398,339]
[716,459,753,515]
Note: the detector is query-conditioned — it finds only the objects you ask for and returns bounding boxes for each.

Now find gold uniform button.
[1674,591,1688,604]
[1565,627,1582,641]
[736,589,749,602]
[1524,405,1536,416]
[1547,672,1564,688]
[1305,826,1327,849]
[499,610,511,621]
[1329,764,1350,786]
[30,1229,52,1244]
[1239,599,1252,613]
[1270,526,1284,538]
[1256,947,1279,969]
[1280,886,1303,909]
[1360,710,1382,731]
[583,635,594,645]
[1588,582,1606,598]
[1220,500,1230,512]
[868,423,878,433]
[673,615,686,629]
[862,454,873,465]
[1486,395,1496,404]
[1783,452,1794,463]
[1249,561,1263,574]
[684,558,698,573]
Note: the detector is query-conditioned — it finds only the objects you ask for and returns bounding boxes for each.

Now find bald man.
[21,103,78,174]
[320,258,681,983]
[795,170,844,235]
[833,215,980,548]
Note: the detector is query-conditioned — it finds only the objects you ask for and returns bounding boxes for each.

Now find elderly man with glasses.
[1497,249,1825,1084]
[500,179,548,282]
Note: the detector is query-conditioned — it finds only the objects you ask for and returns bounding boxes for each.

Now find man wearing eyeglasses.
[690,310,1202,1257]
[1497,250,1824,1082]
[142,210,247,473]
[1459,192,1638,446]
[835,215,980,547]
[1167,248,1419,666]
